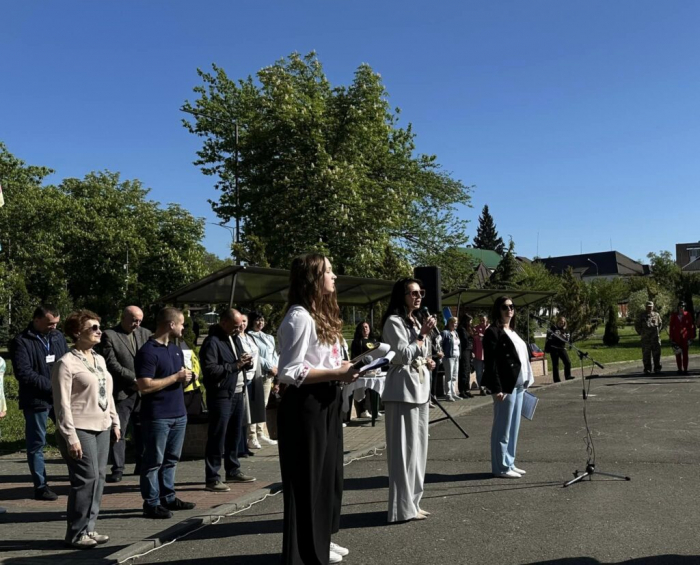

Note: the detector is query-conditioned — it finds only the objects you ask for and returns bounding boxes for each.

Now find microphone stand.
[537,318,631,487]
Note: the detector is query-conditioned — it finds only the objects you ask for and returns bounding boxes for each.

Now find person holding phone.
[482,296,534,479]
[135,307,196,519]
[200,308,256,492]
[52,310,120,548]
[277,253,359,564]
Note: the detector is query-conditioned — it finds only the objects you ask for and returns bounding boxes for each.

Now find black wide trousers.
[278,383,343,565]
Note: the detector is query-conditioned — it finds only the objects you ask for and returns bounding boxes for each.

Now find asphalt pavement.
[131,358,700,565]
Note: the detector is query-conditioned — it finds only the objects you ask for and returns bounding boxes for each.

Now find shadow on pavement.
[0,544,129,564]
[0,507,141,524]
[525,556,700,565]
[342,475,388,490]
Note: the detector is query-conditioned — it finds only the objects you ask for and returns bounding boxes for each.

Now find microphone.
[420,307,441,338]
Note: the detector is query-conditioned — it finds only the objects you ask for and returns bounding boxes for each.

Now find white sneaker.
[359,411,372,418]
[445,396,456,402]
[330,542,349,556]
[247,439,262,450]
[259,435,278,446]
[494,470,521,479]
[512,466,526,475]
[329,550,343,563]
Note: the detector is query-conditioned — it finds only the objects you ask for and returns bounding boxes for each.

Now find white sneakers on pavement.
[494,469,522,479]
[259,435,278,446]
[359,410,372,418]
[512,466,526,475]
[329,542,349,563]
[247,439,262,450]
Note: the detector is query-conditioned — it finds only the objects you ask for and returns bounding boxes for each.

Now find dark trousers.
[205,392,245,482]
[550,349,572,382]
[676,343,690,372]
[278,383,343,565]
[458,348,472,395]
[109,393,142,475]
[24,408,55,490]
[56,429,110,543]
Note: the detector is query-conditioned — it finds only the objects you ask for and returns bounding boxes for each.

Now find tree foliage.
[556,268,595,342]
[0,143,210,330]
[603,304,620,346]
[488,239,520,289]
[183,52,472,281]
[473,205,504,256]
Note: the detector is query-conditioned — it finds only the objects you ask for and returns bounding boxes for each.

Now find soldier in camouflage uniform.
[635,301,662,374]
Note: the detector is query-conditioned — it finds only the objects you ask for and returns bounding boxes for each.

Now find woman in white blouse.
[481,296,534,479]
[247,311,279,445]
[381,278,437,523]
[277,253,359,565]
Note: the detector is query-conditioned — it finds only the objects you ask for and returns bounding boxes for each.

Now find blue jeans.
[140,415,187,508]
[491,386,524,474]
[24,409,53,490]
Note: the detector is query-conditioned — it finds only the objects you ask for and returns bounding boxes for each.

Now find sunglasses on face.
[501,304,515,311]
[406,290,426,299]
[87,324,101,333]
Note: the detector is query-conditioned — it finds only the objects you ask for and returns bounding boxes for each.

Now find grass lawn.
[534,324,686,367]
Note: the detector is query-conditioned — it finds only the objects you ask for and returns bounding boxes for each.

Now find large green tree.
[183,52,472,281]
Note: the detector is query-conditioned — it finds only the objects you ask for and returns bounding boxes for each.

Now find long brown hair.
[490,295,517,329]
[286,253,343,345]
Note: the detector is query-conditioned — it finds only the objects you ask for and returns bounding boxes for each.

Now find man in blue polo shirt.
[11,305,68,501]
[136,307,196,519]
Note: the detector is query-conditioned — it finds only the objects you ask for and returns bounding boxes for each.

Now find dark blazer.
[100,325,153,401]
[11,325,69,411]
[199,324,247,397]
[481,325,522,395]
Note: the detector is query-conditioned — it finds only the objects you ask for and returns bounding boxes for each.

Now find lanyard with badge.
[37,334,55,364]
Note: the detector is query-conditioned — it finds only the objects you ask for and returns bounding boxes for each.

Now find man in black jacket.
[10,305,68,500]
[100,306,152,483]
[200,308,255,491]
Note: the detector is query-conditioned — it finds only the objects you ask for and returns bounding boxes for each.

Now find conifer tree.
[473,205,505,255]
[489,239,520,289]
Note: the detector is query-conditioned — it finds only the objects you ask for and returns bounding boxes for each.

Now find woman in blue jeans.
[481,296,534,479]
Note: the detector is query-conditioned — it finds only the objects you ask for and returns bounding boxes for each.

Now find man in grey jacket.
[100,306,152,483]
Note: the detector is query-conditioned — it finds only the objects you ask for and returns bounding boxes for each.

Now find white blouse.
[504,328,535,388]
[277,305,342,387]
[238,332,259,379]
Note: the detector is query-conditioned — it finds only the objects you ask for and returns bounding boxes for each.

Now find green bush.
[603,305,620,346]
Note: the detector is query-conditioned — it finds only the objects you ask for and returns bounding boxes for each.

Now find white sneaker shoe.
[494,470,521,479]
[359,410,372,418]
[330,542,349,556]
[512,466,526,475]
[329,549,343,563]
[247,439,262,450]
[259,435,278,446]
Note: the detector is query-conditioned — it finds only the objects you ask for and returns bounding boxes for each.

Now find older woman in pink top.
[52,310,120,549]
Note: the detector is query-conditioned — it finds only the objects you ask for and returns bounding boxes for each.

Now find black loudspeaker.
[413,266,442,315]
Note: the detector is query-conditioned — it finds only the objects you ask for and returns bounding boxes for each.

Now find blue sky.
[2,0,699,264]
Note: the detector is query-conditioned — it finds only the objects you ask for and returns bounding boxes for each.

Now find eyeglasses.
[501,304,515,311]
[88,324,101,333]
[405,290,426,299]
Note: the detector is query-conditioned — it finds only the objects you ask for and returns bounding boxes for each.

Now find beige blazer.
[51,350,119,446]
[381,315,432,405]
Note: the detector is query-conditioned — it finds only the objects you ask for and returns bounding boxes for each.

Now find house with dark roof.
[536,251,647,280]
[458,247,502,288]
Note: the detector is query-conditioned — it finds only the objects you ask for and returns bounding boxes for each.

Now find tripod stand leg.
[563,471,590,487]
[593,470,631,481]
[429,395,470,438]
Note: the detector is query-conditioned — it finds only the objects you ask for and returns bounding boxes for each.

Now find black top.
[545,327,570,353]
[199,324,246,396]
[350,337,375,360]
[481,325,522,395]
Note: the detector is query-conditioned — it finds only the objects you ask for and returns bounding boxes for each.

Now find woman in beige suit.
[52,310,120,549]
[381,278,437,523]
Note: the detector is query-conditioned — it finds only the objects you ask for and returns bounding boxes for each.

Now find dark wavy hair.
[286,253,343,345]
[352,321,373,342]
[490,296,517,329]
[380,278,426,332]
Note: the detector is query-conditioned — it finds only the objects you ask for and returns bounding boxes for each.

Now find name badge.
[46,355,56,363]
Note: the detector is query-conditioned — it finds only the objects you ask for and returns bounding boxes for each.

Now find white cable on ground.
[119,448,383,563]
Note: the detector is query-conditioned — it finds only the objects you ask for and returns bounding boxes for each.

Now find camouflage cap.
[646,301,654,307]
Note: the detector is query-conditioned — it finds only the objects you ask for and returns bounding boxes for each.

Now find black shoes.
[143,504,173,519]
[163,497,196,511]
[106,472,123,483]
[35,487,58,501]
